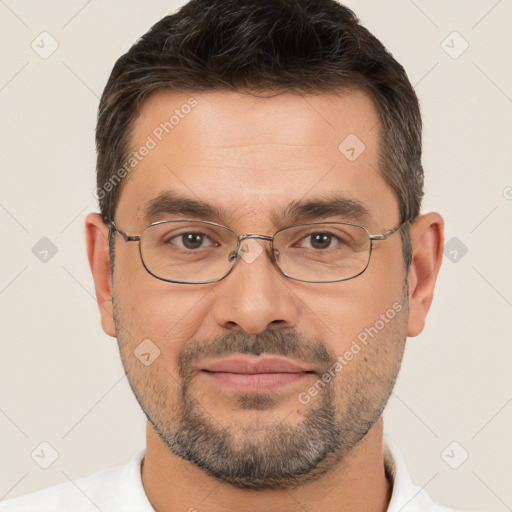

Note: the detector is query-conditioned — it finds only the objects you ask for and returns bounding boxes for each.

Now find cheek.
[113,258,214,366]
[292,268,404,354]
[351,248,406,317]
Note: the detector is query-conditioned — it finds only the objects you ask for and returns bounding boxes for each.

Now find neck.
[141,418,392,512]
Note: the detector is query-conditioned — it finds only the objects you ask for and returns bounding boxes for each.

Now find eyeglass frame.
[108,219,407,285]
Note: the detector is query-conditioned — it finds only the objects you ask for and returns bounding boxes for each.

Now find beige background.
[1,1,511,510]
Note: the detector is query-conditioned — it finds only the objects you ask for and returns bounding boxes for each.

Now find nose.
[212,239,300,335]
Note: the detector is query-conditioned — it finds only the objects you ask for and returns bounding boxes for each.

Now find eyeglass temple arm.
[369,221,408,241]
[109,222,141,242]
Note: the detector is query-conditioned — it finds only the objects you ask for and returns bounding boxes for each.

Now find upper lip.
[200,356,313,374]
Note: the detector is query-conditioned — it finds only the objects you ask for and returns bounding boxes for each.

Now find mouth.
[199,356,316,392]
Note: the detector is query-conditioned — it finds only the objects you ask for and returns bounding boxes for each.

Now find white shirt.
[0,436,454,512]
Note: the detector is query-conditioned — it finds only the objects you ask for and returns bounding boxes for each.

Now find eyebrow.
[142,191,370,226]
[274,195,370,226]
[143,191,226,223]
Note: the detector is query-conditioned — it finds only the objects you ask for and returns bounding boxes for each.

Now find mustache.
[177,330,335,379]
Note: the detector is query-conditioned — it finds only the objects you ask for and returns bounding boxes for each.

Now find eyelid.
[294,234,340,249]
[162,225,229,248]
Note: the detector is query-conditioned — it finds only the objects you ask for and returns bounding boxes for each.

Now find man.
[1,0,450,510]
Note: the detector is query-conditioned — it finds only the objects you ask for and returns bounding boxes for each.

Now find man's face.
[110,90,408,488]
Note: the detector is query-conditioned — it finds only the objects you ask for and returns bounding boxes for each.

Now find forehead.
[116,89,398,230]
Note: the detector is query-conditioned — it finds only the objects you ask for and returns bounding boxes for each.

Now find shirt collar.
[383,434,451,512]
[134,436,450,512]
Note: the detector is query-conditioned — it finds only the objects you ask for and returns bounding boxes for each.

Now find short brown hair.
[96,0,423,266]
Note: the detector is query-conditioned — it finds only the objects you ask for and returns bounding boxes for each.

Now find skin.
[85,89,444,512]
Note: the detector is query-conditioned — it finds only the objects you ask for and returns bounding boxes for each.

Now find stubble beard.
[114,295,408,490]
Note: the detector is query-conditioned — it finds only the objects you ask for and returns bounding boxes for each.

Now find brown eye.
[179,232,206,249]
[295,232,343,250]
[308,233,334,250]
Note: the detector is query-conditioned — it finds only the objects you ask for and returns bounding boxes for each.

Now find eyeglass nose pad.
[228,242,276,265]
[228,246,240,262]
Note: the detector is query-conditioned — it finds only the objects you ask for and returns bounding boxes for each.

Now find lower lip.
[202,371,311,392]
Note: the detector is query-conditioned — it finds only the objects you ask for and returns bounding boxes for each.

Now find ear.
[406,212,444,337]
[85,213,116,338]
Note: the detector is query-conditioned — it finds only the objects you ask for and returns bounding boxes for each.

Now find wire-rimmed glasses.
[109,219,405,284]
